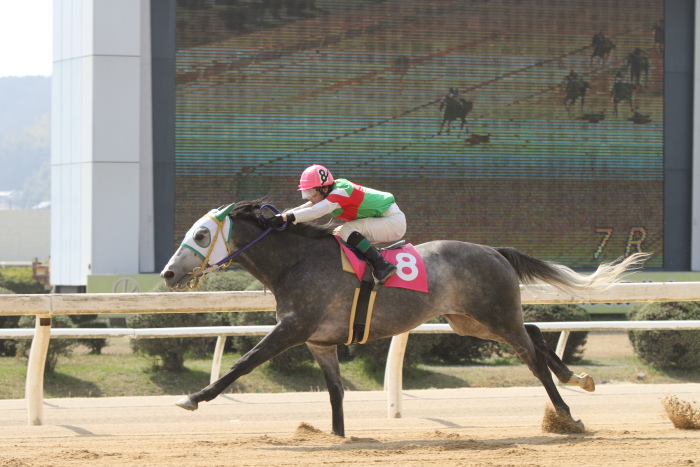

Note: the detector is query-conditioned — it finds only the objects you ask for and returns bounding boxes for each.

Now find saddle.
[337,238,428,345]
[337,238,428,292]
[341,239,406,265]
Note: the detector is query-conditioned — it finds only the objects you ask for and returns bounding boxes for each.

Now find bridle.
[186,204,287,289]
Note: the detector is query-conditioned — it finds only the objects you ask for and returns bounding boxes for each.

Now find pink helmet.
[298,164,334,190]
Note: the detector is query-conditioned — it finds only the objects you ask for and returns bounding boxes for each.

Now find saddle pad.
[336,236,429,293]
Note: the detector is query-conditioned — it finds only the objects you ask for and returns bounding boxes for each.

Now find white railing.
[1,282,700,426]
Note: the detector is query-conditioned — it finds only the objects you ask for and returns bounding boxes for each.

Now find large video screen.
[174,0,664,268]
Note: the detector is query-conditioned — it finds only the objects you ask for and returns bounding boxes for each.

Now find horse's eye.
[193,228,211,248]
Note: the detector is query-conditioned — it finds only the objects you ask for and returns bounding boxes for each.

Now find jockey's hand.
[265,214,286,228]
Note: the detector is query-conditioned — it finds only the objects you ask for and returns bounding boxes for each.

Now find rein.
[186,204,287,289]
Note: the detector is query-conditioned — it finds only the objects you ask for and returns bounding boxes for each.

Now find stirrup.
[373,263,397,284]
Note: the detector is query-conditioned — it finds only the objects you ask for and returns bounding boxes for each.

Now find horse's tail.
[495,247,650,295]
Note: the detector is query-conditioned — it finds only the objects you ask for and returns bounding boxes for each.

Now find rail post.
[385,332,410,419]
[553,330,571,383]
[26,314,51,426]
[554,330,571,360]
[210,335,227,383]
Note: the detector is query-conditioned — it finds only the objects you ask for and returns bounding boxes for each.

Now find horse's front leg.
[177,317,309,410]
[307,343,345,437]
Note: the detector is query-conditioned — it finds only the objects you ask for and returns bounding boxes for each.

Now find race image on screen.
[174,0,664,268]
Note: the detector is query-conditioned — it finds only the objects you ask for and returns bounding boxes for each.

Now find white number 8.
[395,253,419,281]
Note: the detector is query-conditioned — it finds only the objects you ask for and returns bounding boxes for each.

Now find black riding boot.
[347,232,398,284]
[364,246,398,283]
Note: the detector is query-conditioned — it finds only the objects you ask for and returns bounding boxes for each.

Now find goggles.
[301,188,318,200]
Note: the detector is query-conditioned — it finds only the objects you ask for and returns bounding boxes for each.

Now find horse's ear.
[213,203,236,222]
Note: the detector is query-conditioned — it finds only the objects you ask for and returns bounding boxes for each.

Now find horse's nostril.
[163,270,174,279]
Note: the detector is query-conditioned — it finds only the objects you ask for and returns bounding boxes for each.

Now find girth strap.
[345,264,378,345]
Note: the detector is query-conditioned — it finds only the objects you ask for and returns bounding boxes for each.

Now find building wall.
[51,0,153,287]
[0,211,50,263]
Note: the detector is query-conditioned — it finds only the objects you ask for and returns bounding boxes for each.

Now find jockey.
[266,164,406,283]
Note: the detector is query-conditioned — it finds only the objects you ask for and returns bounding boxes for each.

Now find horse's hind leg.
[444,315,579,422]
[525,324,595,392]
[506,329,576,420]
[307,343,345,437]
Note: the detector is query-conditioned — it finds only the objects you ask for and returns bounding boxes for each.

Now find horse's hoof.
[578,373,596,392]
[176,396,198,411]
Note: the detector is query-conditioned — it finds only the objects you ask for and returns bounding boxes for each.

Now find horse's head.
[161,199,336,289]
[161,203,238,290]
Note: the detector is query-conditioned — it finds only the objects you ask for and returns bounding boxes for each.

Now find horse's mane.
[229,198,336,239]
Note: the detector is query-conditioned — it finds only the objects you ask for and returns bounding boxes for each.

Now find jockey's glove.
[265,214,286,228]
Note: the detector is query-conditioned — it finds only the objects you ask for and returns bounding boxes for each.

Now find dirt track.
[1,383,698,466]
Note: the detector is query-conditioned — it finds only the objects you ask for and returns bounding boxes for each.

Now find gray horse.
[161,200,648,437]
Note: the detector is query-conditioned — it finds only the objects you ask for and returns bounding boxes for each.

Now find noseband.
[186,204,287,289]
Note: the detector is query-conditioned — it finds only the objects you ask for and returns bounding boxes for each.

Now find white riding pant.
[335,203,407,244]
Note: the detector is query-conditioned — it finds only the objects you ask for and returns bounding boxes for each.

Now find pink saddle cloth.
[335,236,429,293]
